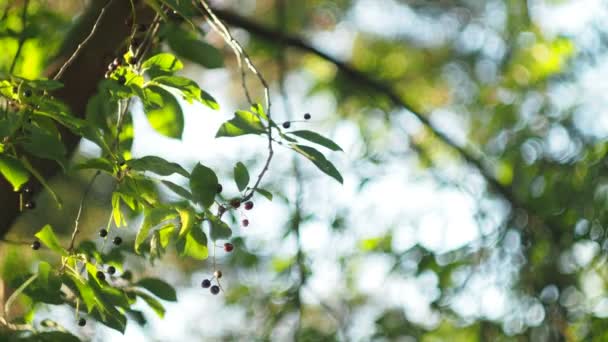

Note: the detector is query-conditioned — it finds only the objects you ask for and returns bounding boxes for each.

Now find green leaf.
[31,332,80,342]
[177,207,196,238]
[161,180,193,200]
[165,24,224,69]
[288,130,343,152]
[73,157,114,174]
[127,156,189,177]
[135,290,166,318]
[291,144,343,184]
[233,162,250,192]
[142,53,183,73]
[152,75,219,110]
[34,225,67,256]
[143,85,184,139]
[177,225,208,260]
[255,188,273,201]
[136,278,177,301]
[23,125,67,169]
[216,110,266,138]
[0,155,29,191]
[134,207,178,254]
[207,211,232,241]
[190,163,219,208]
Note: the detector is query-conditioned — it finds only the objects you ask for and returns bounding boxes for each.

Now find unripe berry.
[244,201,253,210]
[31,240,41,250]
[230,199,240,208]
[201,279,211,288]
[224,243,234,252]
[210,285,220,295]
[214,270,222,279]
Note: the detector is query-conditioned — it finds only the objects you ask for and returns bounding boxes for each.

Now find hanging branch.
[196,1,274,204]
[9,0,29,74]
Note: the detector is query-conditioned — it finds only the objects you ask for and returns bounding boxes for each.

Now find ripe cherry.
[214,270,222,279]
[113,237,122,246]
[78,318,86,327]
[96,271,106,281]
[24,201,35,209]
[282,121,291,129]
[242,219,249,227]
[304,113,311,120]
[99,229,108,238]
[31,240,41,250]
[244,201,254,210]
[230,199,241,208]
[107,266,116,275]
[201,279,211,288]
[210,285,220,295]
[224,243,234,252]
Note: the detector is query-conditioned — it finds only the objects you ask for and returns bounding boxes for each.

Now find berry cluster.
[282,113,312,129]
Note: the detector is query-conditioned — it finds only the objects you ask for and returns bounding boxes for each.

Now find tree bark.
[0,0,151,238]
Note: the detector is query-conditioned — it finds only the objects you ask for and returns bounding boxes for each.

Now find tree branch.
[211,8,519,205]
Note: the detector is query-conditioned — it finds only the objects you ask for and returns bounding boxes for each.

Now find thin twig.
[53,0,114,81]
[67,170,101,252]
[196,1,274,203]
[9,0,29,75]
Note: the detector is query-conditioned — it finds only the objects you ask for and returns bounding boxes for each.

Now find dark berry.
[224,243,234,252]
[113,237,122,246]
[282,121,291,129]
[112,57,122,67]
[242,219,249,227]
[201,279,211,288]
[24,201,35,209]
[104,71,111,79]
[31,240,41,250]
[108,63,116,71]
[136,24,147,32]
[107,266,116,275]
[121,270,133,281]
[99,229,108,238]
[96,271,106,281]
[218,205,226,216]
[244,201,254,210]
[117,75,126,85]
[214,270,222,279]
[23,89,32,98]
[118,159,126,167]
[304,113,311,120]
[12,86,17,93]
[78,318,86,327]
[216,184,223,194]
[210,285,220,295]
[21,186,32,194]
[128,57,137,65]
[230,199,241,208]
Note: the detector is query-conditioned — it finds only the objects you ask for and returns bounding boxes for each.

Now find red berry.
[242,219,249,227]
[244,201,254,210]
[224,243,234,252]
